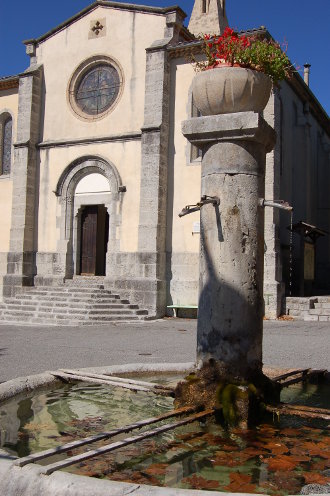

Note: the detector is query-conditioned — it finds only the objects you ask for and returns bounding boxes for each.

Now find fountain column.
[180,112,276,415]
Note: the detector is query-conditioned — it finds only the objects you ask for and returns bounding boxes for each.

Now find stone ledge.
[0,458,228,496]
[0,372,61,404]
[37,131,142,149]
[182,111,276,152]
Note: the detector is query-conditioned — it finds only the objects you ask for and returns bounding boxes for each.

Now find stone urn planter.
[192,66,272,115]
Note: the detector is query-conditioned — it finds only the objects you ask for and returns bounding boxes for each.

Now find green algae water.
[1,378,329,495]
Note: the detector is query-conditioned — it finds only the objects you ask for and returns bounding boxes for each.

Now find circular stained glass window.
[75,64,120,116]
[69,57,123,120]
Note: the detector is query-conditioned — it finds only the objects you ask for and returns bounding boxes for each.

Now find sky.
[1,0,329,115]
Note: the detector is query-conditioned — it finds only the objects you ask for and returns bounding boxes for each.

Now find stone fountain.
[175,80,282,425]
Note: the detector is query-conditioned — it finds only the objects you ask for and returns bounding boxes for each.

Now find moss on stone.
[174,360,281,428]
[221,384,240,425]
[185,373,199,383]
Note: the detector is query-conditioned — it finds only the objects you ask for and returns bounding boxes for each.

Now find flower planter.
[192,66,272,116]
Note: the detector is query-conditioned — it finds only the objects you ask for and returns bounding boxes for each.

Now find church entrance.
[79,205,109,276]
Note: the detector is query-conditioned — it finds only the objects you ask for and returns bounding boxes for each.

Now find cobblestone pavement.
[0,319,328,382]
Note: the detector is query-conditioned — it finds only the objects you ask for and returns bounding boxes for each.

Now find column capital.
[182,111,276,152]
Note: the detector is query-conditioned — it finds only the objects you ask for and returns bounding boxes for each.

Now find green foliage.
[237,38,292,85]
[195,27,293,85]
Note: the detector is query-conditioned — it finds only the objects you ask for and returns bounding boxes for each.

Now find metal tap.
[259,199,293,212]
[179,195,220,217]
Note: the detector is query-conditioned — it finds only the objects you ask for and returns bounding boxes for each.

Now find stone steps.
[0,281,148,325]
[15,289,117,298]
[15,294,122,302]
[285,296,330,321]
[3,301,131,311]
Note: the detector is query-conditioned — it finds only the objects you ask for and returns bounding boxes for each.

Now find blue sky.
[1,0,329,115]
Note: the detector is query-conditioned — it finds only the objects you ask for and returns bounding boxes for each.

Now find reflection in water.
[0,380,329,495]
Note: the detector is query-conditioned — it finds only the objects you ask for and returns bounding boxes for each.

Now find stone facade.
[0,0,329,317]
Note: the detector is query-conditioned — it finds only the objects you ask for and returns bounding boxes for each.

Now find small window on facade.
[1,116,12,175]
[202,0,207,14]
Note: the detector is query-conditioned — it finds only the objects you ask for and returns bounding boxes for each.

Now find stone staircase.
[0,278,148,325]
[285,296,330,321]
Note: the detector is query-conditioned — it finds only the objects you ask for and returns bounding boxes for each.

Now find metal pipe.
[179,196,220,217]
[179,205,201,217]
[259,199,293,211]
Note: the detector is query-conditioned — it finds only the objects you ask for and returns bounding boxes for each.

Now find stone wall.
[262,91,285,318]
[0,88,18,299]
[3,65,43,297]
[166,252,199,312]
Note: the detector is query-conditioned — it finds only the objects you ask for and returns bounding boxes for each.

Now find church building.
[0,0,329,323]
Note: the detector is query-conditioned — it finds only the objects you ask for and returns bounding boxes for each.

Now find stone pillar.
[133,10,188,317]
[263,91,285,318]
[3,65,43,297]
[136,45,169,317]
[182,112,276,380]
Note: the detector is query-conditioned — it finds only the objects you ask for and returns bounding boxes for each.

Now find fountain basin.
[0,364,329,496]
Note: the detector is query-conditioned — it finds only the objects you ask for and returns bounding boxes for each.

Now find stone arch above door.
[55,156,123,278]
[55,156,122,198]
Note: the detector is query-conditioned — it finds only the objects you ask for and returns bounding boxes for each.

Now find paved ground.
[0,319,329,383]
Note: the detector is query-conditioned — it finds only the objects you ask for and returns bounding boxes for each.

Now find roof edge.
[23,1,187,46]
[0,75,19,91]
[288,71,329,133]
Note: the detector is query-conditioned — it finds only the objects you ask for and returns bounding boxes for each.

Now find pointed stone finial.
[188,0,228,36]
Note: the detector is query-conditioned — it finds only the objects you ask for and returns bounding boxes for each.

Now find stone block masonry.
[137,44,171,317]
[3,65,43,297]
[286,296,330,321]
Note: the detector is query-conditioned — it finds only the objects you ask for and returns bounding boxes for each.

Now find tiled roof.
[0,75,19,90]
[0,75,19,81]
[168,26,269,51]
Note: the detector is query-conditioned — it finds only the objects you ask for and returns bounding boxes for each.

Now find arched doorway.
[55,157,122,279]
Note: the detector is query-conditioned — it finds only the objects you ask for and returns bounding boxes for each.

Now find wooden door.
[80,206,98,275]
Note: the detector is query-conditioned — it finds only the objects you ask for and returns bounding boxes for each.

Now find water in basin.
[0,377,329,494]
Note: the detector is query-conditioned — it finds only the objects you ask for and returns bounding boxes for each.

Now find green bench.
[167,304,198,318]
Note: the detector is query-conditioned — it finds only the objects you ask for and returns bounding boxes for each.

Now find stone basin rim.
[0,363,328,496]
